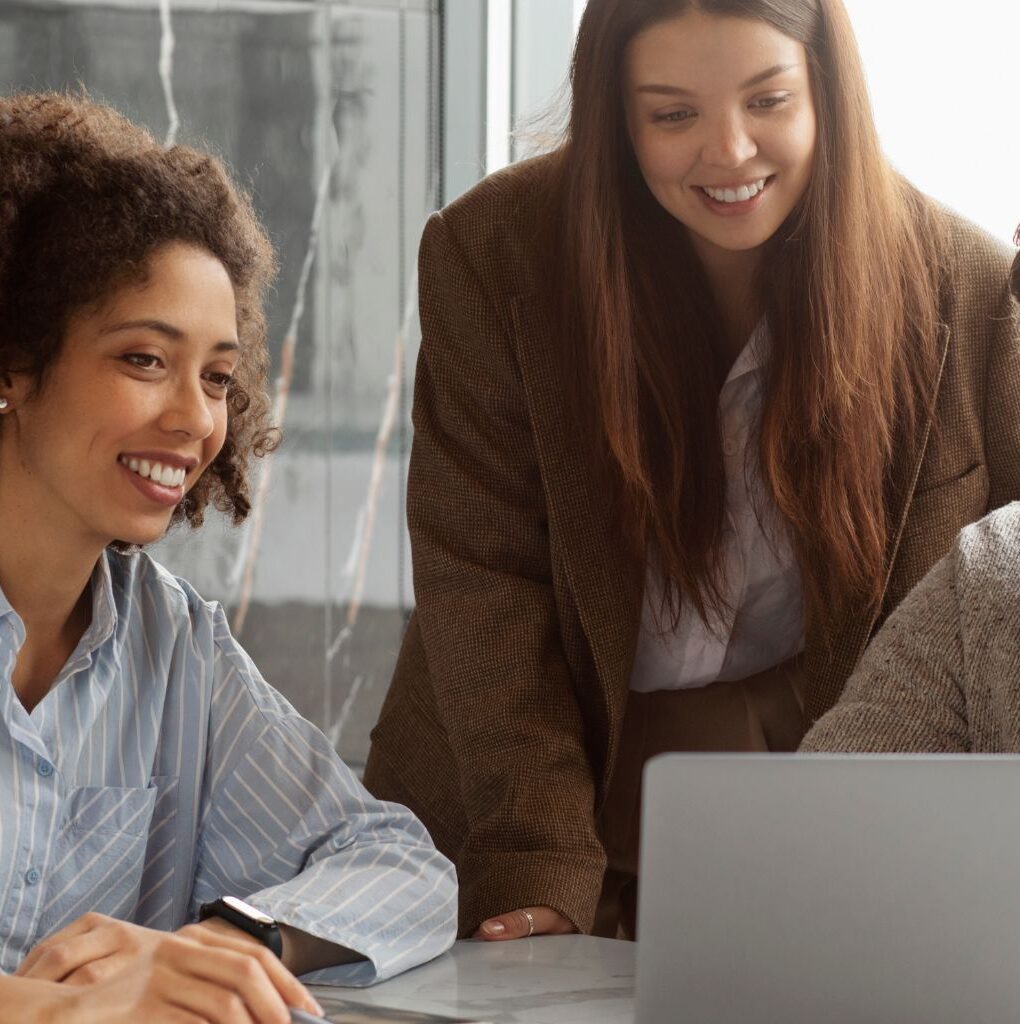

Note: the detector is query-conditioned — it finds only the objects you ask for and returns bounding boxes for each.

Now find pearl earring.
[0,397,8,410]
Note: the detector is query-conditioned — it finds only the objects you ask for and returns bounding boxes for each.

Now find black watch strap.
[199,896,283,958]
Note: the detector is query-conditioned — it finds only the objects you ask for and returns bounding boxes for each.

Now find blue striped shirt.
[0,550,457,984]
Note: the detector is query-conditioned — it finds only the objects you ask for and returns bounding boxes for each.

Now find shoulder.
[944,505,1020,686]
[933,204,1015,309]
[422,152,561,296]
[938,205,1014,273]
[954,503,1020,597]
[936,505,1020,652]
[107,547,210,637]
[107,548,292,716]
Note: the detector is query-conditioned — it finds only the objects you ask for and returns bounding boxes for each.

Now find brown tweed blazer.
[363,155,1020,936]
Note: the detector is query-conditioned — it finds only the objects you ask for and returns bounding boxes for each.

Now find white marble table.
[309,936,635,1023]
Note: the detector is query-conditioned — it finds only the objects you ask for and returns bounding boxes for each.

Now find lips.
[695,175,775,215]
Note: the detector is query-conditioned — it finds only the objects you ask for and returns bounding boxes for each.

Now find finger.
[17,925,123,982]
[179,925,321,1015]
[477,906,576,941]
[477,908,537,941]
[16,912,110,976]
[163,940,293,1024]
[159,969,259,1024]
[538,907,579,935]
[64,952,129,986]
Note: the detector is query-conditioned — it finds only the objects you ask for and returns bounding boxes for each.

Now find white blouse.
[629,325,805,692]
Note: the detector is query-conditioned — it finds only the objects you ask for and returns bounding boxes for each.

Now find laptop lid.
[636,753,1020,1024]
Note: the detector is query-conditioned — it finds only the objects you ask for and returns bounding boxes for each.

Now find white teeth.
[120,456,186,488]
[703,178,767,203]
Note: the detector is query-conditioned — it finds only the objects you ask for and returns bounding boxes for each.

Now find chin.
[109,521,173,550]
[689,226,775,255]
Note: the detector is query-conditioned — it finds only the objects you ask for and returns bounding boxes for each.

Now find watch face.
[223,895,275,926]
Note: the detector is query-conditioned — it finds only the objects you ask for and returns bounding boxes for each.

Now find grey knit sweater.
[802,503,1020,753]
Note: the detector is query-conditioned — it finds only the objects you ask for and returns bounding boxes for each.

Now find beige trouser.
[593,655,807,939]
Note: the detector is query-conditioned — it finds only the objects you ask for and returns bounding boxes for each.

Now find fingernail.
[313,1001,324,1016]
[483,921,505,936]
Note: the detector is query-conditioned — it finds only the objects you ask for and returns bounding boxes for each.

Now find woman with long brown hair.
[365,0,1020,941]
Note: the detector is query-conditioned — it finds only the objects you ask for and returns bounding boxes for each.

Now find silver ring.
[522,909,535,937]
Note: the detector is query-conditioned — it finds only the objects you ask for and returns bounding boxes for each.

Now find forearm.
[280,924,363,976]
[196,916,362,976]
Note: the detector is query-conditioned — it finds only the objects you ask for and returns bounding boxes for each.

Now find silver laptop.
[636,753,1020,1024]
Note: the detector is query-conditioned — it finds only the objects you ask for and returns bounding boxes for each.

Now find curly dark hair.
[0,91,279,532]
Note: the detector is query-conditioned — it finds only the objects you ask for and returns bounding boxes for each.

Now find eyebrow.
[635,62,800,98]
[101,318,240,353]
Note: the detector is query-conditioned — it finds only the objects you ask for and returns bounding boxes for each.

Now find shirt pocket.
[39,782,161,936]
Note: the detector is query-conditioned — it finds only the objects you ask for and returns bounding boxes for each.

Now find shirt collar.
[0,578,14,624]
[0,551,118,656]
[80,551,118,655]
[724,319,770,385]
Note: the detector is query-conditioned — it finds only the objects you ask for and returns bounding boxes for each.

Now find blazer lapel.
[509,300,951,730]
[804,324,953,722]
[509,295,643,756]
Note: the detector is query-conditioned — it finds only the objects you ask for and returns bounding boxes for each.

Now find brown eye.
[655,109,696,124]
[122,353,162,370]
[203,372,234,390]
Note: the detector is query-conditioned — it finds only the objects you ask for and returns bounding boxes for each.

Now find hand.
[475,906,577,941]
[16,912,321,1020]
[40,940,317,1024]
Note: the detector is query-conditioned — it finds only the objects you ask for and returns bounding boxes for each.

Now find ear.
[0,371,34,413]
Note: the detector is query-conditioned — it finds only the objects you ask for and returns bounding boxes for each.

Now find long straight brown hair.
[545,0,947,635]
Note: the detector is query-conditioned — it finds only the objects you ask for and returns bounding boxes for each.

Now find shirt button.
[25,869,40,886]
[37,760,54,777]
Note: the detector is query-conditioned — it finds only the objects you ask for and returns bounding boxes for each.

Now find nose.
[158,376,216,440]
[701,111,757,169]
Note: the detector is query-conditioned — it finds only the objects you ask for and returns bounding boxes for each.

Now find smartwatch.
[199,896,283,957]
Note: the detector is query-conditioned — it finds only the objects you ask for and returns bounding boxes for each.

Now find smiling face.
[0,242,240,551]
[624,10,817,266]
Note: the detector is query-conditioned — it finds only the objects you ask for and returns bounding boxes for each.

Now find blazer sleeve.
[801,551,970,753]
[404,211,606,932]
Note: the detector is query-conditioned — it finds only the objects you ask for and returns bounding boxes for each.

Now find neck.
[690,237,763,366]
[0,478,103,709]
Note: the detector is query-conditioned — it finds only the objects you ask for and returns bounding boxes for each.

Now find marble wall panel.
[0,0,440,772]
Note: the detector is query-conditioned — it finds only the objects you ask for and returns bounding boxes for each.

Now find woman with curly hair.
[0,92,455,1022]
[364,0,1020,942]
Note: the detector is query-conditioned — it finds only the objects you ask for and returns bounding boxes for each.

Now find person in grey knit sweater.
[802,247,1020,754]
[801,501,1020,752]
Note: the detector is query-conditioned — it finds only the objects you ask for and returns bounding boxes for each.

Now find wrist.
[195,916,262,947]
[198,897,283,958]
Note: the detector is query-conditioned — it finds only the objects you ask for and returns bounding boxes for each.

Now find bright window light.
[563,1,1019,247]
[846,0,1019,246]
